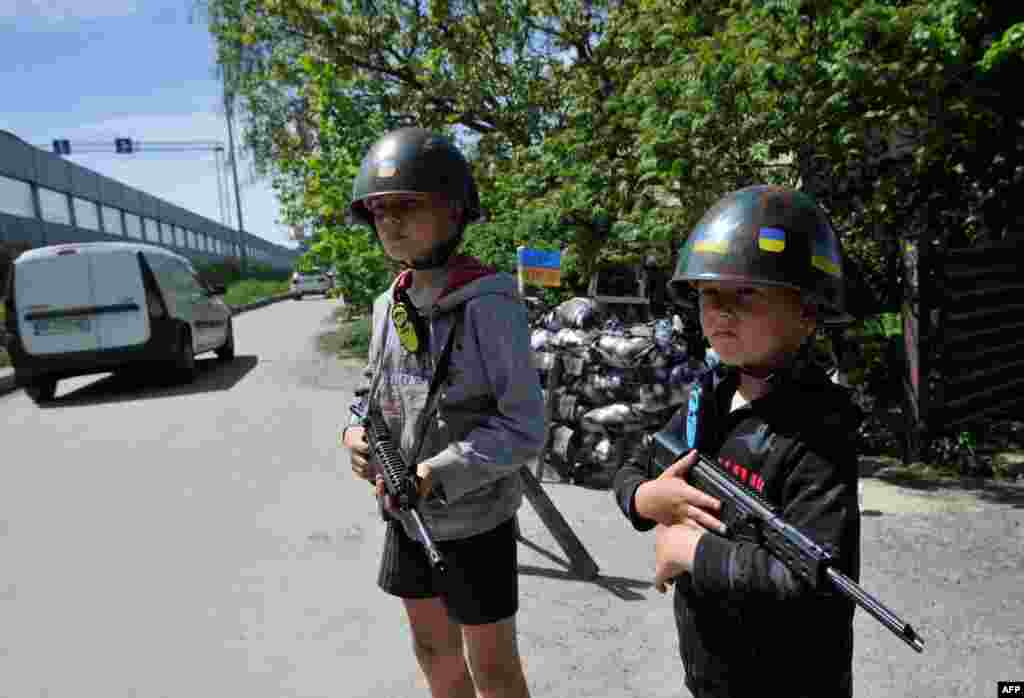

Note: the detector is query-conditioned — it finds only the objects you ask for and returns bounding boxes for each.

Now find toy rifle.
[351,400,447,575]
[650,430,925,653]
[346,306,465,576]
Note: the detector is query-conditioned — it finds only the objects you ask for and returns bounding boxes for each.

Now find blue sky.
[1,0,295,249]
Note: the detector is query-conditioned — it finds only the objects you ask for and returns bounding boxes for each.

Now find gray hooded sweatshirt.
[350,255,546,542]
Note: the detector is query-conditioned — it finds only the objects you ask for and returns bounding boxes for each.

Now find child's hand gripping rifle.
[351,402,448,575]
[650,430,925,653]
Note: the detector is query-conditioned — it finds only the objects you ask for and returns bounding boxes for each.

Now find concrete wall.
[0,130,299,271]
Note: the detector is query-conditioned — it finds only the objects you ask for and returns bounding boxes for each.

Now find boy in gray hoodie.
[339,128,546,698]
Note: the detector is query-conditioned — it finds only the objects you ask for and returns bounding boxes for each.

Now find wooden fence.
[902,238,1024,460]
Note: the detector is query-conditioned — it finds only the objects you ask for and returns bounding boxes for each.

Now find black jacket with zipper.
[613,358,863,698]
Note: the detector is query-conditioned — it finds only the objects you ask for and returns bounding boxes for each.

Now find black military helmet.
[350,127,481,227]
[671,184,852,324]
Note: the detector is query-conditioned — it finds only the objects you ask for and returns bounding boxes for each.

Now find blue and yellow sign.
[517,247,562,287]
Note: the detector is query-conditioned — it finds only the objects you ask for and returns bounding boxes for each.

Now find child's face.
[696,280,814,371]
[366,193,460,265]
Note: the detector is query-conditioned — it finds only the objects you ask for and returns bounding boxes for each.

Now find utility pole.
[214,145,228,227]
[224,107,247,273]
[223,73,248,275]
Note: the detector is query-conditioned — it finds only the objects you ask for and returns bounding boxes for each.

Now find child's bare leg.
[403,597,475,698]
[462,615,531,698]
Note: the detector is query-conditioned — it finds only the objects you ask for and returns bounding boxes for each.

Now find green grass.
[342,317,372,356]
[222,279,291,308]
[317,312,371,361]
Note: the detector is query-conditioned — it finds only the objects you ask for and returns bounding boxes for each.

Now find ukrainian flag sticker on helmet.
[812,233,842,277]
[693,217,731,254]
[758,227,786,253]
[376,159,399,178]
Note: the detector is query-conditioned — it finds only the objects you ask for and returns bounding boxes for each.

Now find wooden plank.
[941,374,1024,419]
[944,351,1024,386]
[941,320,1024,351]
[945,335,1024,362]
[944,302,1024,328]
[519,465,600,581]
[943,241,1024,265]
[939,394,1024,429]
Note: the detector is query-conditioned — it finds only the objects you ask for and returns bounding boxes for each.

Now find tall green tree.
[203,0,1024,309]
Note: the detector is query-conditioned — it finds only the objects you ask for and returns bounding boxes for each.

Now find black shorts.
[378,515,520,626]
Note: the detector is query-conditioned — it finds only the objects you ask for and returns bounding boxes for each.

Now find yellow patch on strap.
[812,255,841,277]
[391,303,420,353]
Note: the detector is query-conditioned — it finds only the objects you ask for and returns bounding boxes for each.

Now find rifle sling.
[367,299,465,478]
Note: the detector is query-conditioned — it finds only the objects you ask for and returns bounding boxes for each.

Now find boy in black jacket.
[613,185,863,698]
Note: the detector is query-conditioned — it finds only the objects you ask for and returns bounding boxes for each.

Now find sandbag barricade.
[531,297,709,487]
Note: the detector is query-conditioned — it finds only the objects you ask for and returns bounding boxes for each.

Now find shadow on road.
[859,455,1024,508]
[870,471,1024,509]
[43,355,260,408]
[517,535,651,602]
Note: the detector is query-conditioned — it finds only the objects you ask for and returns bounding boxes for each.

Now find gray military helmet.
[350,127,481,226]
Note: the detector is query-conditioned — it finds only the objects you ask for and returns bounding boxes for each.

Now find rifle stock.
[650,430,925,653]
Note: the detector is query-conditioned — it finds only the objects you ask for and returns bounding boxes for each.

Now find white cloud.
[56,111,293,248]
[3,0,140,22]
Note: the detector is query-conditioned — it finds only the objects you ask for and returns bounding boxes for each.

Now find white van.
[2,242,235,404]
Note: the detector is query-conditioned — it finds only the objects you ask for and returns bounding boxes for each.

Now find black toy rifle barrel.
[824,568,925,653]
[406,509,448,574]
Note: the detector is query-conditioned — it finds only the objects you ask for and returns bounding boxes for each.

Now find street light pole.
[224,100,247,274]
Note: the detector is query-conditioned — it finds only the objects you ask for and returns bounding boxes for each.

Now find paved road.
[1,298,1021,698]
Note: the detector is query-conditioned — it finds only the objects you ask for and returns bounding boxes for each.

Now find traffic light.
[52,139,71,155]
[115,138,134,154]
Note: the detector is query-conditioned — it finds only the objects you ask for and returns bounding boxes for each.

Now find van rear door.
[15,248,102,355]
[89,249,149,349]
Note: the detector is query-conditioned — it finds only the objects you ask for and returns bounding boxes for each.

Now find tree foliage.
[204,0,1024,309]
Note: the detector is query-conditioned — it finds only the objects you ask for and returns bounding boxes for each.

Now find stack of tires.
[531,298,708,486]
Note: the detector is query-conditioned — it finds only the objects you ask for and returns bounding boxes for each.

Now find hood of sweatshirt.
[390,254,520,314]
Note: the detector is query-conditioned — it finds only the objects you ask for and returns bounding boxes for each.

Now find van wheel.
[295,293,303,301]
[25,378,57,405]
[176,328,196,382]
[216,320,235,361]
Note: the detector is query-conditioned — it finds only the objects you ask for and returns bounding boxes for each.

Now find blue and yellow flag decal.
[812,235,842,277]
[758,227,786,253]
[693,221,730,254]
